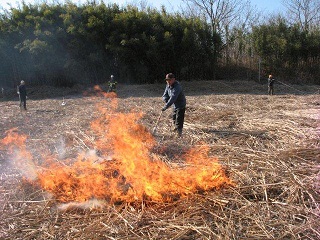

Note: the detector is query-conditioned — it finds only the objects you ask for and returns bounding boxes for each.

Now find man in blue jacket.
[162,73,186,137]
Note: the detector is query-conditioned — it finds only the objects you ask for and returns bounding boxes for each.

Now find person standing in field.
[268,74,275,95]
[17,80,27,110]
[108,74,117,93]
[161,73,186,137]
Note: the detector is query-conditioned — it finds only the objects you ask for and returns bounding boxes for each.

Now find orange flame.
[1,128,37,180]
[1,92,232,203]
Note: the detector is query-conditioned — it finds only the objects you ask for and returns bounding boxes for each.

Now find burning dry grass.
[0,80,319,239]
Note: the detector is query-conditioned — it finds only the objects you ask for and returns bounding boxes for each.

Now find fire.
[1,128,37,180]
[1,90,232,203]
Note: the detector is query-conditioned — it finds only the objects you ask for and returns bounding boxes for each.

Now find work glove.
[161,106,167,111]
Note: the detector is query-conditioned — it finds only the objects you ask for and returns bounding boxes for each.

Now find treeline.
[251,16,320,84]
[0,2,218,87]
[0,2,319,88]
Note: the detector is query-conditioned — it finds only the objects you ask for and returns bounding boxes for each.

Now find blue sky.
[0,0,285,14]
[250,0,285,13]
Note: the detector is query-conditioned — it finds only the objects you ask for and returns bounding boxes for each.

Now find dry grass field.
[0,80,319,239]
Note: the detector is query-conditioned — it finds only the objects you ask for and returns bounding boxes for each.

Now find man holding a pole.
[268,74,275,95]
[161,73,186,138]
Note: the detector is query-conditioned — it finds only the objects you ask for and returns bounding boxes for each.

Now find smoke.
[57,199,107,212]
[9,149,38,181]
[55,136,67,160]
[1,128,37,181]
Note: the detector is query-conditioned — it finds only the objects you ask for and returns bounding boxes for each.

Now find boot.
[172,122,178,132]
[177,129,182,138]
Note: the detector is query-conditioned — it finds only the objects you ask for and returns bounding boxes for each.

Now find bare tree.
[181,0,251,37]
[181,0,260,69]
[282,0,320,31]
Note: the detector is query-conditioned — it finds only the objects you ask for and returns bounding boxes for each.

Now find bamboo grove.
[0,1,319,87]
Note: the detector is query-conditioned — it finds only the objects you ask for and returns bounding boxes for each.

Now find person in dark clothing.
[162,73,186,137]
[268,74,275,95]
[107,74,117,92]
[17,80,27,110]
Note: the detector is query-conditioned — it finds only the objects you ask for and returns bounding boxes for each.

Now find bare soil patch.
[0,80,319,239]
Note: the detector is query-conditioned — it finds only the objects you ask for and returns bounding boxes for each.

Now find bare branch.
[282,0,320,31]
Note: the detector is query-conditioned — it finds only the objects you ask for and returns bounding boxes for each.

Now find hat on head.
[165,73,175,80]
[269,74,273,78]
[20,80,25,85]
